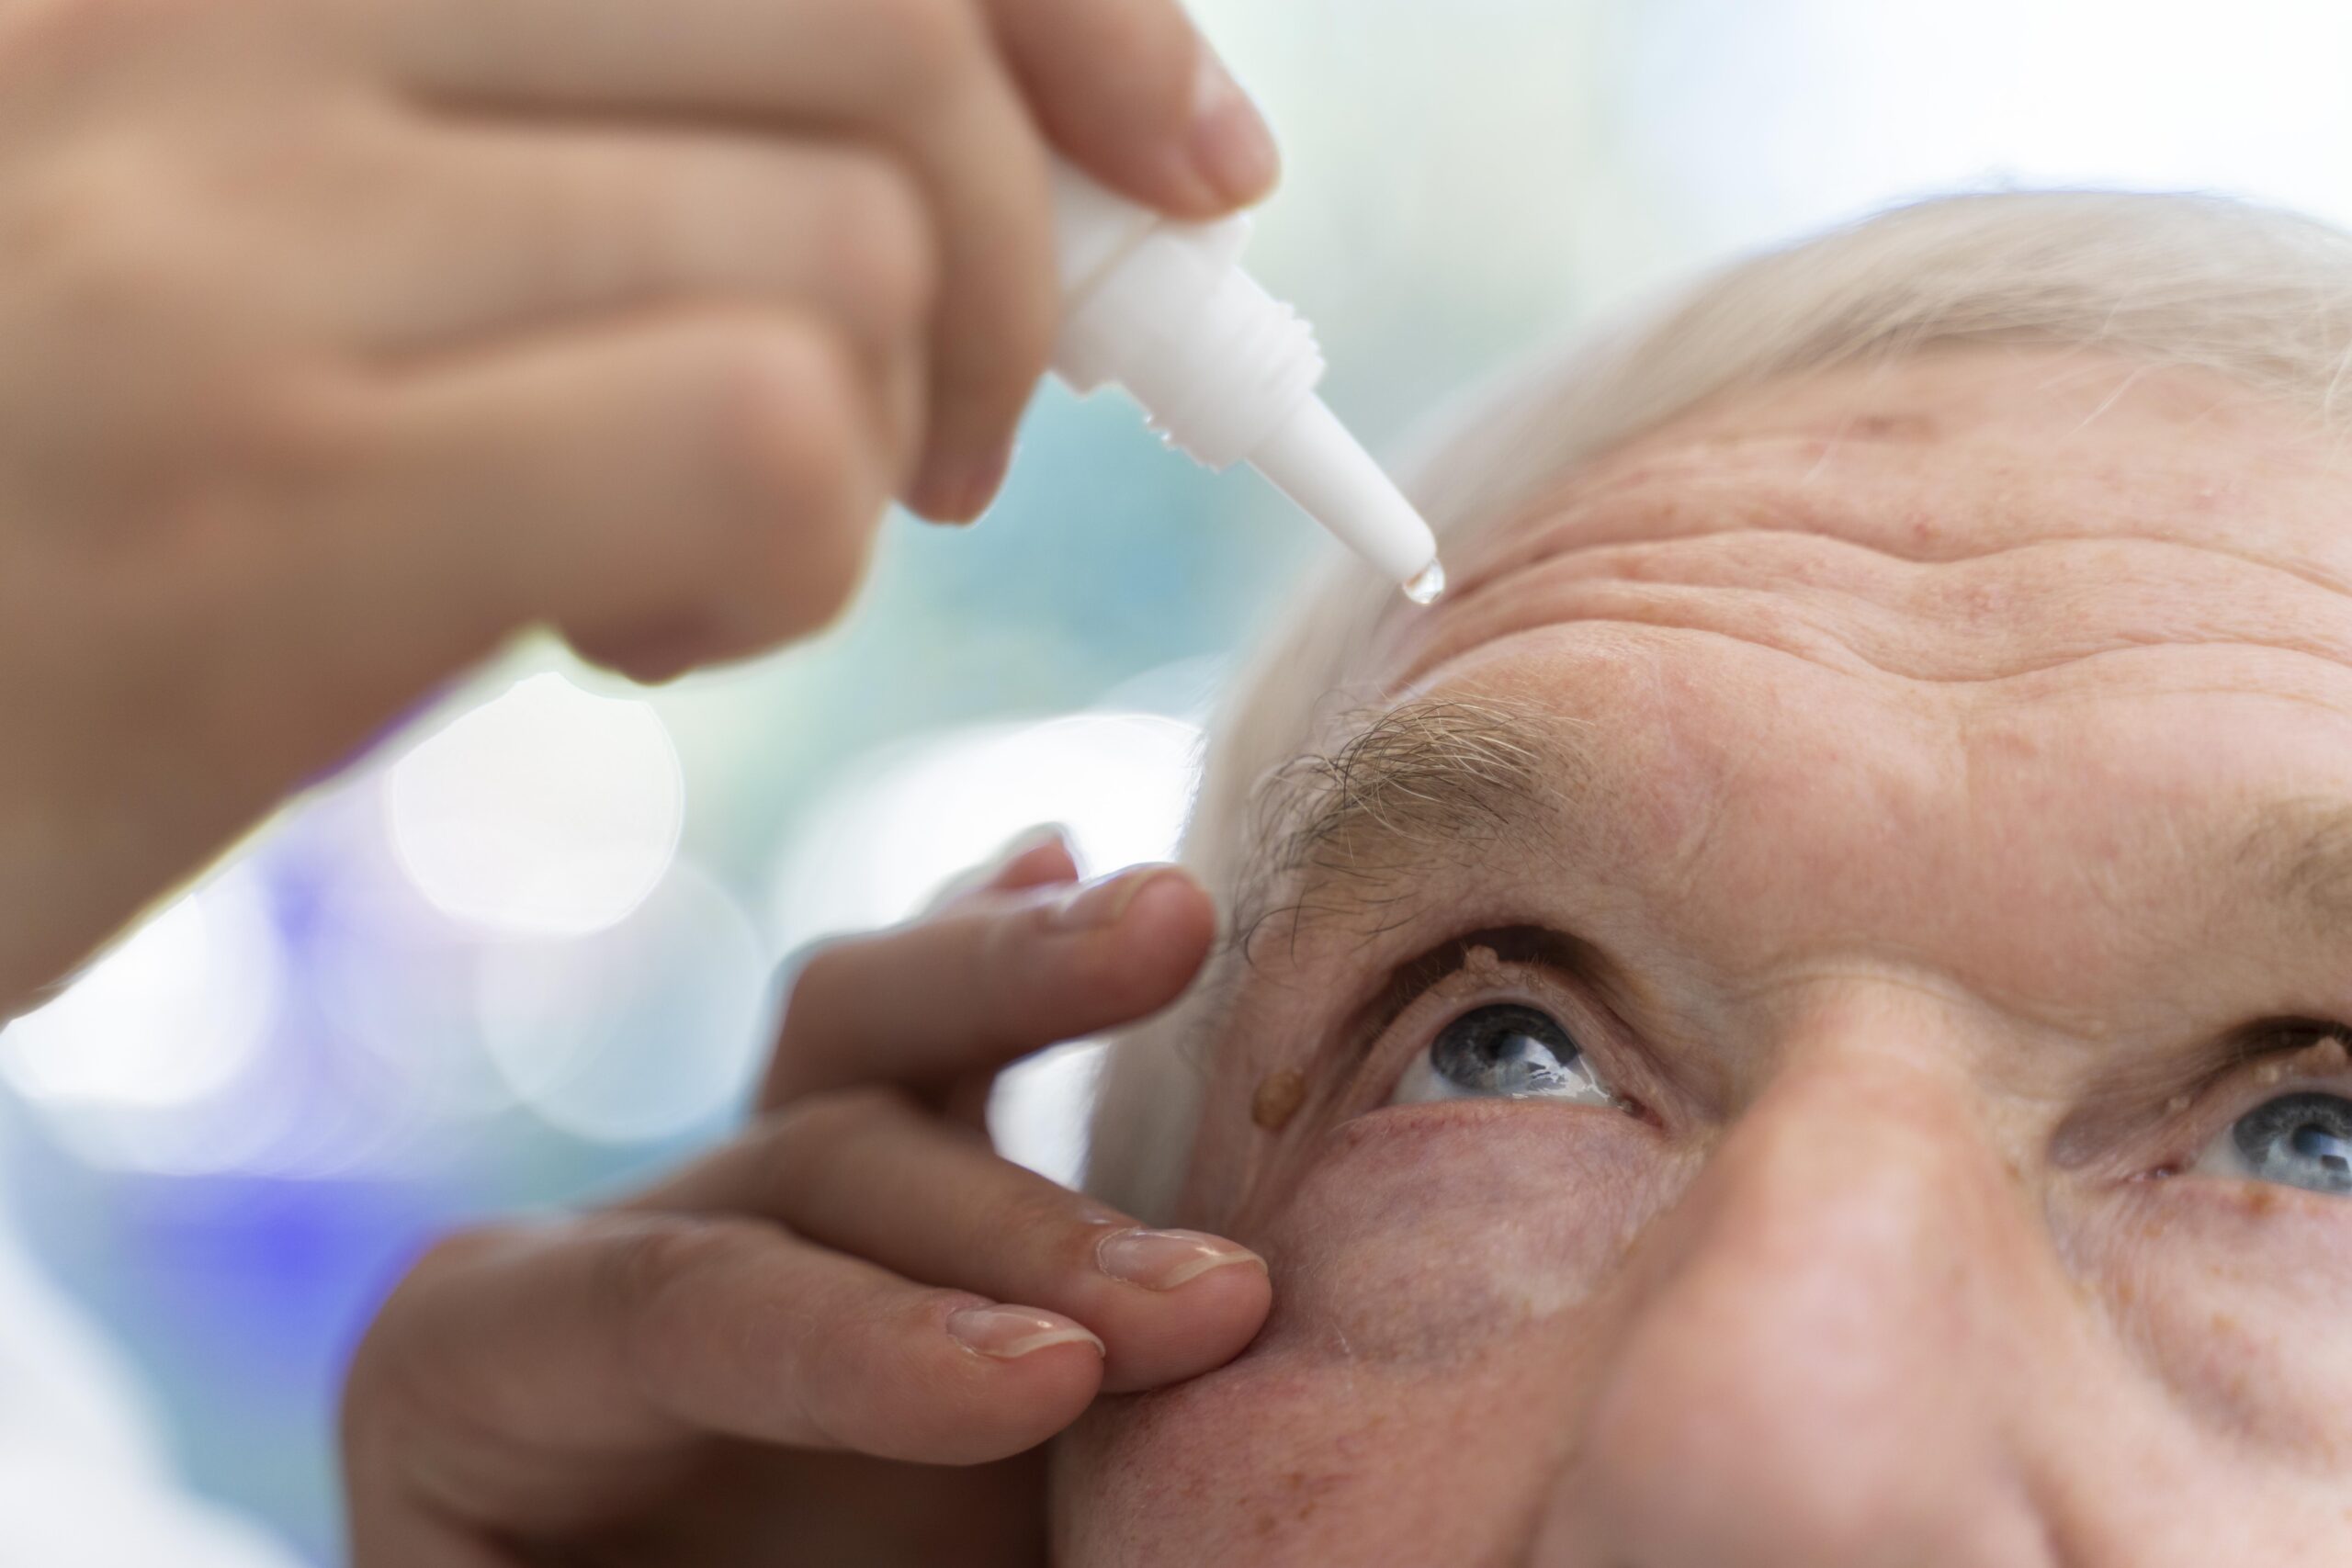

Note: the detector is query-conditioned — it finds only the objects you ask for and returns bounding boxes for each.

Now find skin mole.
[1253,1069,1307,1132]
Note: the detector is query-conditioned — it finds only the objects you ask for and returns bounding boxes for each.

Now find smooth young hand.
[0,0,1277,1012]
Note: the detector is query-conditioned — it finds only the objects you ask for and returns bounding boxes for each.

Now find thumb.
[983,0,1281,217]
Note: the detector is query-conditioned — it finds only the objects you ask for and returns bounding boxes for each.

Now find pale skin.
[1051,348,2352,1563]
[360,346,2352,1563]
[0,0,1279,1015]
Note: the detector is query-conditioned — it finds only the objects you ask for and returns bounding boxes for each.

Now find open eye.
[2194,1090,2352,1196]
[1388,1002,1621,1107]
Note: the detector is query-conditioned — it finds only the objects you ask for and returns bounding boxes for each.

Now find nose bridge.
[1549,1025,2061,1566]
[1688,1047,2007,1328]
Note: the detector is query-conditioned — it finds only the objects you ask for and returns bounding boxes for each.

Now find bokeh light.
[767,705,1207,1186]
[1,864,281,1112]
[385,672,683,938]
[21,5,2352,1560]
[476,863,772,1145]
[767,710,1204,956]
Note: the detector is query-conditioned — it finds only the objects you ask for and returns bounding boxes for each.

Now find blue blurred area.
[7,0,2352,1559]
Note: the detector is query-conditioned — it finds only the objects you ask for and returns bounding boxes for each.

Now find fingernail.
[1046,867,1179,932]
[947,1304,1105,1360]
[1096,1228,1267,1292]
[1187,45,1281,205]
[929,825,1068,915]
[997,823,1070,868]
[912,441,1016,525]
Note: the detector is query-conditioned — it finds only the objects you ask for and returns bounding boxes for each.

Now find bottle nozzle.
[1047,161,1442,604]
[1249,396,1444,604]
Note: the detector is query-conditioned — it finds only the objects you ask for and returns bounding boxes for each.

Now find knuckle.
[17,142,195,313]
[698,321,885,637]
[4,0,322,77]
[218,368,372,488]
[591,1213,786,1399]
[936,149,1060,406]
[1035,0,1197,134]
[1110,5,1201,128]
[6,0,175,62]
[782,493,882,635]
[780,928,893,1045]
[707,320,862,506]
[872,0,988,97]
[594,1214,738,1331]
[982,1180,1087,1252]
[820,156,939,334]
[779,932,854,1024]
[339,1225,513,1411]
[769,1083,914,1183]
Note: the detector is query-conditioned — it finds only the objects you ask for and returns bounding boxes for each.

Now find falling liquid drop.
[1403,559,1447,606]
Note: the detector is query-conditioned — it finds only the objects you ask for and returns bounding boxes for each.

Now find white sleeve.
[0,1215,304,1568]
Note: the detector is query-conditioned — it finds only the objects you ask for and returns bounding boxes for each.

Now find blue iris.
[1431,1003,1586,1098]
[2233,1092,2352,1195]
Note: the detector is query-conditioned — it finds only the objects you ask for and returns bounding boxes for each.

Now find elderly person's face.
[1051,348,2352,1563]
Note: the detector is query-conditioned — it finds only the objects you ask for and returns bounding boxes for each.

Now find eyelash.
[1346,938,1655,1121]
[1328,935,2352,1180]
[2138,1025,2352,1181]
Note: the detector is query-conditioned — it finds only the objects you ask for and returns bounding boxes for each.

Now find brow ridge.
[1234,695,1578,957]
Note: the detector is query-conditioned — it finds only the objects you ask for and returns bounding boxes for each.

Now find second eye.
[1390,1003,1621,1107]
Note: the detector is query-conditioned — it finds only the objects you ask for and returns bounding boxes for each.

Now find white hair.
[1086,189,2352,1220]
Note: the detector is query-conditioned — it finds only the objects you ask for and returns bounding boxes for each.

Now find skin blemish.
[1462,943,1505,981]
[1254,1068,1307,1132]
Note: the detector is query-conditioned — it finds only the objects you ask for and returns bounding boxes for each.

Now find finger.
[983,829,1081,895]
[345,1494,524,1568]
[383,0,1059,521]
[925,825,1081,915]
[361,127,938,419]
[354,1215,1105,1475]
[647,1088,1270,1393]
[341,309,893,666]
[983,0,1280,214]
[764,863,1216,1106]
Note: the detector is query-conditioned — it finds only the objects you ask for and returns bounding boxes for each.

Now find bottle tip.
[1403,559,1447,606]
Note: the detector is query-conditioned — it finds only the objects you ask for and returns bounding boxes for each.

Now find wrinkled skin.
[1053,349,2352,1565]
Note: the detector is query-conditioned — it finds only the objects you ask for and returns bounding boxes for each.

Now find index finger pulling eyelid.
[664,1090,1269,1393]
[764,867,1216,1105]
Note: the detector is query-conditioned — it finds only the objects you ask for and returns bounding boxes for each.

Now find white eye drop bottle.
[1047,161,1445,604]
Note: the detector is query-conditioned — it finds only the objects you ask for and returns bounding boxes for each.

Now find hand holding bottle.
[0,0,1278,1013]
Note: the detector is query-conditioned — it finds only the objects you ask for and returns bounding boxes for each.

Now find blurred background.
[4,0,2349,1557]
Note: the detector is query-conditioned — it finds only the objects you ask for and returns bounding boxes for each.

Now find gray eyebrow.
[2240,796,2352,928]
[1232,695,1581,951]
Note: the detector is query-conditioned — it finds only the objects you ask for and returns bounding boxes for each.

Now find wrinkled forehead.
[1371,348,2352,696]
[1213,348,2352,1023]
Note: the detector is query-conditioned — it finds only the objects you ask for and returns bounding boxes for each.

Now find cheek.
[1053,1106,1668,1564]
[1055,1351,1544,1566]
[1250,1102,1669,1366]
[2076,1179,2352,1464]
